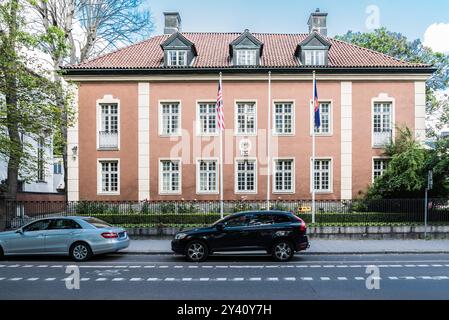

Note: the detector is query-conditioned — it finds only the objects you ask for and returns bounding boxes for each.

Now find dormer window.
[236,49,257,66]
[305,50,325,65]
[168,50,187,66]
[161,32,197,67]
[296,32,331,66]
[230,30,263,67]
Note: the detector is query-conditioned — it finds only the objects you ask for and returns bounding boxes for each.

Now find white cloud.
[423,23,449,53]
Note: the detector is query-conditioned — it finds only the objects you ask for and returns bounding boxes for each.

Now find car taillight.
[294,216,307,232]
[101,232,118,239]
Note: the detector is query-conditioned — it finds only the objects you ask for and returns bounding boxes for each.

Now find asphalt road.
[1,253,449,300]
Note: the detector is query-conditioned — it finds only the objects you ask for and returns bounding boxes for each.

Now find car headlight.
[175,233,188,240]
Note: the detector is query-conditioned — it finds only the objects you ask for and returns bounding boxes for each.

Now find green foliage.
[366,126,428,199]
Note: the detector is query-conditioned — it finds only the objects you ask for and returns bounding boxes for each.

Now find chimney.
[164,12,182,35]
[307,8,328,36]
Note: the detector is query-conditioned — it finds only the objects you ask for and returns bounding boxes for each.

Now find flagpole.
[219,72,224,219]
[266,71,272,210]
[312,71,316,224]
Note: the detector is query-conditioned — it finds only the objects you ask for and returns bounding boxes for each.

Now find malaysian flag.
[313,77,320,128]
[216,79,225,130]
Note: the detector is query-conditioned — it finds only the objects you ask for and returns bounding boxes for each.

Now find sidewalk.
[121,239,449,255]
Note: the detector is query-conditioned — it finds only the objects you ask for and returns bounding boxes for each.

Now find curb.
[117,250,449,255]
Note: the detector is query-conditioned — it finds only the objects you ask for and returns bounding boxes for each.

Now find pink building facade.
[63,11,434,202]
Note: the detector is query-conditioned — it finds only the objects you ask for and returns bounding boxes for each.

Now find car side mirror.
[216,223,224,230]
[16,228,23,234]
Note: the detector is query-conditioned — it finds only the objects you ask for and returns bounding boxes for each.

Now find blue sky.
[147,0,449,42]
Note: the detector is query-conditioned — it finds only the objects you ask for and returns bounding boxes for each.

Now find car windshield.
[84,217,112,228]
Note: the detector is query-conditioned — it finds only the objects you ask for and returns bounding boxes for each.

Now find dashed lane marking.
[337,277,348,280]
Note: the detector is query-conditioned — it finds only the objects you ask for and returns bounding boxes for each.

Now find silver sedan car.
[0,216,129,261]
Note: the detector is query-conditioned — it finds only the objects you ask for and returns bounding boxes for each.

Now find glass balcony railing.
[99,131,118,149]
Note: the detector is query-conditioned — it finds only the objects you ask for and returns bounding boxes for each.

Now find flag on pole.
[313,78,320,128]
[216,80,225,130]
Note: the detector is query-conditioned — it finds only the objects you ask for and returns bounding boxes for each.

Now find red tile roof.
[64,32,430,70]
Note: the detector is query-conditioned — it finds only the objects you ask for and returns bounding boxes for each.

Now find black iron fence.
[1,199,449,230]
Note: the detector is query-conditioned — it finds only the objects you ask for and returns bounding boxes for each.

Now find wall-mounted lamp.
[72,146,78,160]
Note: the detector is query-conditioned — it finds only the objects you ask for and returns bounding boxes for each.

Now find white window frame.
[305,50,325,65]
[167,50,188,67]
[196,101,219,136]
[309,99,333,136]
[371,94,395,148]
[159,100,182,137]
[309,157,333,193]
[272,158,295,194]
[372,157,390,183]
[96,95,120,150]
[234,157,258,194]
[234,100,257,136]
[272,100,295,136]
[97,158,120,195]
[236,49,257,66]
[196,158,219,194]
[158,158,182,195]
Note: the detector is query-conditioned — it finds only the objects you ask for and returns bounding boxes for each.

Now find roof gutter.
[61,66,437,77]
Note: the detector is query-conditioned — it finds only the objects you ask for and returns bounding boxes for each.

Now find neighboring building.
[0,133,63,197]
[62,9,435,201]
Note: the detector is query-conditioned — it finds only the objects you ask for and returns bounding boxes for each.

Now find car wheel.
[185,240,208,262]
[271,240,294,262]
[70,242,93,262]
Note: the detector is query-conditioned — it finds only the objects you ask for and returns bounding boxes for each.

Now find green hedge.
[77,211,449,225]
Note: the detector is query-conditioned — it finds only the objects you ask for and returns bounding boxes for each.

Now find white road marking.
[27,278,39,281]
[23,265,34,268]
[420,276,433,280]
[147,278,160,281]
[434,276,449,280]
[45,278,56,281]
[81,278,90,281]
[284,277,296,281]
[112,278,125,281]
[267,277,279,281]
[215,266,228,268]
[320,277,331,281]
[182,278,192,281]
[8,264,20,268]
[355,277,365,280]
[129,266,141,269]
[159,266,169,269]
[96,278,107,281]
[432,264,443,267]
[51,265,62,268]
[174,266,183,268]
[144,266,155,268]
[0,278,5,281]
[337,265,348,268]
[337,277,348,280]
[199,278,210,281]
[310,265,321,268]
[323,265,335,268]
[188,266,198,268]
[130,278,143,281]
[389,276,399,280]
[295,265,308,268]
[249,277,262,281]
[0,265,5,268]
[404,265,416,267]
[389,265,403,267]
[10,278,23,281]
[300,277,312,281]
[232,278,244,281]
[404,276,416,280]
[37,265,48,268]
[418,265,429,267]
[201,266,213,268]
[265,265,279,268]
[349,265,362,268]
[215,278,227,281]
[164,278,175,281]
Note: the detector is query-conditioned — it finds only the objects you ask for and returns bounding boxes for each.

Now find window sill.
[98,147,120,151]
[273,191,295,194]
[97,192,120,196]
